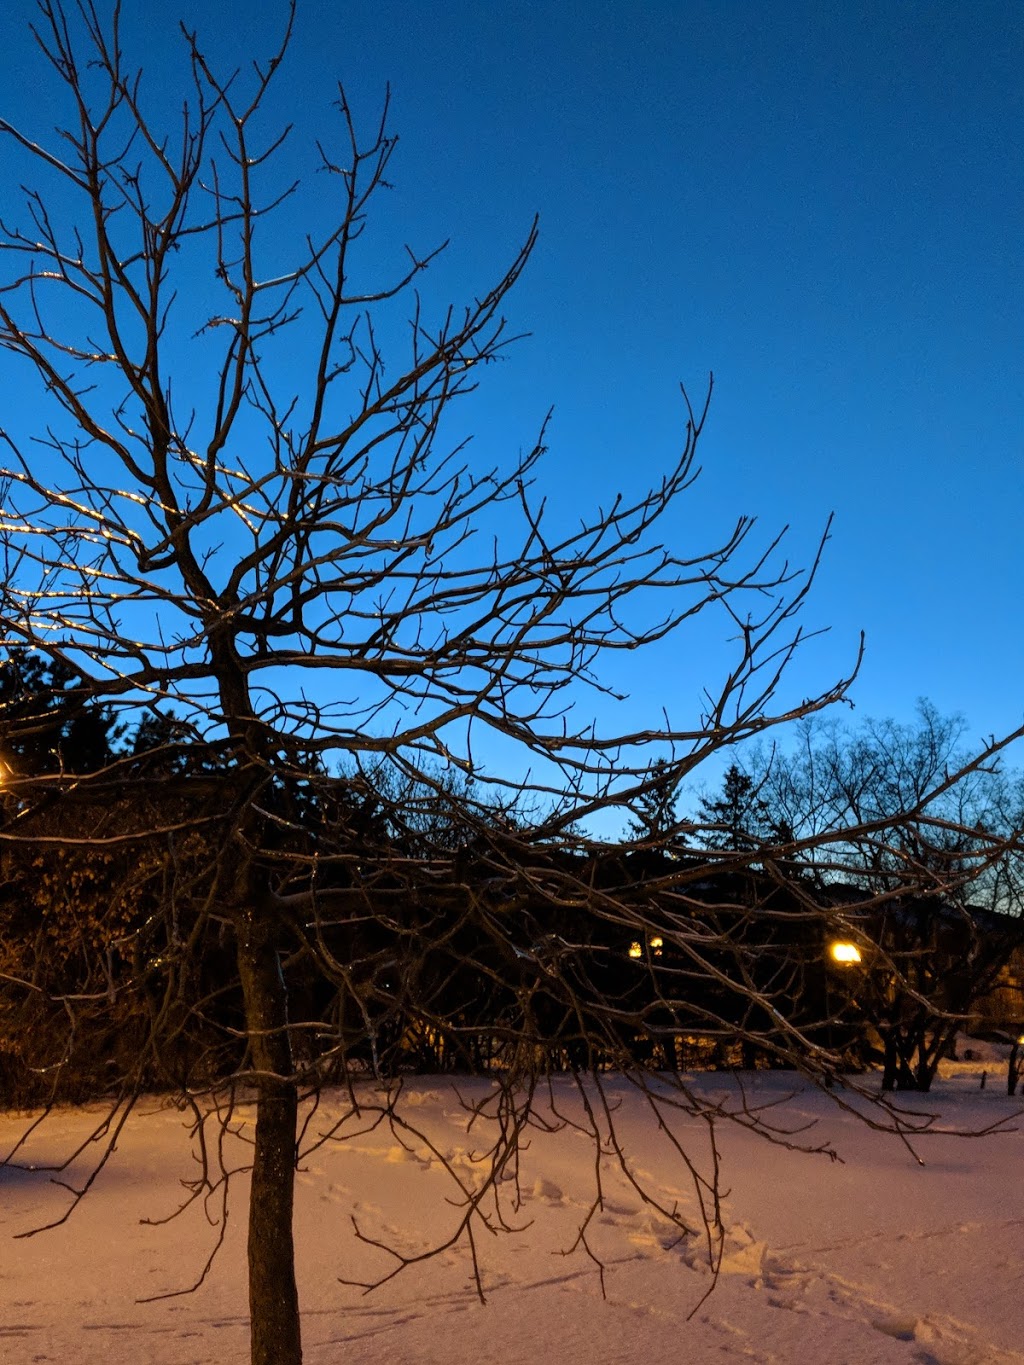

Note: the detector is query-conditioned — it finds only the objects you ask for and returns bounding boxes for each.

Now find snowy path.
[2,1072,1023,1364]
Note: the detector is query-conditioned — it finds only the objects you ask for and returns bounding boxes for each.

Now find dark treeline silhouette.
[3,664,1020,1107]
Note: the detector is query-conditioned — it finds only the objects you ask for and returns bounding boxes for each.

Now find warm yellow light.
[628,941,643,959]
[650,936,664,953]
[829,941,862,965]
[1017,1035,1024,1047]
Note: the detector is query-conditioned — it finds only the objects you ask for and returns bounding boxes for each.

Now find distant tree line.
[3,662,1020,1106]
[644,704,1024,1092]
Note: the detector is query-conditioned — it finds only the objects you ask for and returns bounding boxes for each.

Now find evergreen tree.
[627,759,682,842]
[697,764,777,851]
[0,653,123,775]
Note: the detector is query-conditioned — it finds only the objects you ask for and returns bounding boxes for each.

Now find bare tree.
[1,5,1023,1362]
[742,704,1024,1089]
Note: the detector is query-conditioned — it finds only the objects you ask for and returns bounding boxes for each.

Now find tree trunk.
[237,912,302,1365]
[881,1028,898,1092]
[896,1046,919,1091]
[913,1035,932,1093]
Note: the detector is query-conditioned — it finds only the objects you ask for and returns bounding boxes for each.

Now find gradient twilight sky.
[1,1,1022,771]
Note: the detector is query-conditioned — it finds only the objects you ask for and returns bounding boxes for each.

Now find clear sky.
[1,1,1022,775]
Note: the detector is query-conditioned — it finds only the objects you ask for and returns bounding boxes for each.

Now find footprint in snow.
[871,1314,918,1343]
[531,1177,565,1204]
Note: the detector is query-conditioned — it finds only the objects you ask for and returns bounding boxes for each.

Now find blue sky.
[1,1,1021,782]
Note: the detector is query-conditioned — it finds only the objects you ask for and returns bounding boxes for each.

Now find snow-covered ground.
[3,1052,1024,1364]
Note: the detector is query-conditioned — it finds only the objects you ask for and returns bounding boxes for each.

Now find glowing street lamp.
[828,940,862,966]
